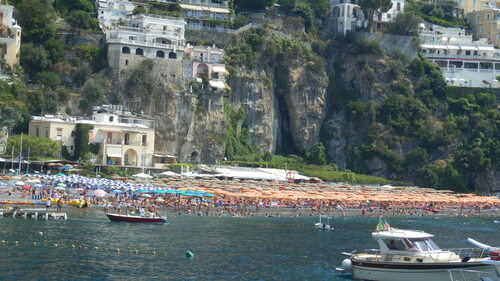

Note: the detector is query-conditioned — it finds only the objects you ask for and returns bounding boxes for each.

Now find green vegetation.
[405,0,467,28]
[5,135,60,159]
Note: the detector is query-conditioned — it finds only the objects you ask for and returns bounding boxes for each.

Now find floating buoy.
[33,242,37,245]
[186,251,194,258]
[95,247,99,251]
[39,232,43,235]
[54,243,58,247]
[116,249,120,252]
[71,245,75,248]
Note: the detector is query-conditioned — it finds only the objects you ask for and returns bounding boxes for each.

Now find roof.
[372,228,433,239]
[179,4,230,13]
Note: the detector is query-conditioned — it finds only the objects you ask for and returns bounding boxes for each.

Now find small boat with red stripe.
[106,213,166,223]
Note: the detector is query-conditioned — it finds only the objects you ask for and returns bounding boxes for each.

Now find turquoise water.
[0,212,498,280]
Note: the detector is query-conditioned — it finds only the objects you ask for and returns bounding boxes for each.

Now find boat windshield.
[407,238,441,252]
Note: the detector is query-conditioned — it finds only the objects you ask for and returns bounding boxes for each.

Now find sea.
[0,211,498,281]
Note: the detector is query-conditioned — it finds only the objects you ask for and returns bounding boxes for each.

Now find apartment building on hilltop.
[419,23,499,88]
[0,3,21,71]
[469,8,500,48]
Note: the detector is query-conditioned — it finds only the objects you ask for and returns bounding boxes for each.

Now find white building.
[419,23,500,88]
[329,0,404,34]
[0,4,21,70]
[29,105,157,167]
[96,0,141,30]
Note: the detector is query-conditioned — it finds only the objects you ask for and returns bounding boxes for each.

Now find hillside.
[0,0,498,192]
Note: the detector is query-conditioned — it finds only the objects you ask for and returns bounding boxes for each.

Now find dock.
[0,208,67,220]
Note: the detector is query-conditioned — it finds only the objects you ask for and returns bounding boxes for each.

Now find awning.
[207,7,230,13]
[179,4,204,11]
[107,153,123,158]
[477,46,495,51]
[447,45,459,50]
[460,46,478,50]
[212,66,227,73]
[421,44,434,48]
[433,45,448,49]
[209,80,226,89]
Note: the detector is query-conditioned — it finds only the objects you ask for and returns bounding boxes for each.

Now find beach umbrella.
[93,189,107,198]
[132,173,153,179]
[141,194,152,198]
[0,181,7,186]
[57,183,67,187]
[34,184,44,189]
[54,186,66,191]
[155,198,165,202]
[56,173,65,176]
[15,181,25,186]
[112,190,123,194]
[137,190,149,193]
[22,184,31,189]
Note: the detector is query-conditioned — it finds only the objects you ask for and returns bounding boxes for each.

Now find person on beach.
[57,198,62,212]
[46,199,52,212]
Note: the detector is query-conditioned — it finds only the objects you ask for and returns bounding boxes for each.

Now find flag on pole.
[376,217,385,232]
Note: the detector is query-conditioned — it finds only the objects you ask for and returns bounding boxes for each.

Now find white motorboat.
[315,215,332,231]
[336,221,495,281]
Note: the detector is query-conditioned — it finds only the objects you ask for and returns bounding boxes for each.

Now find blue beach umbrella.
[112,190,123,194]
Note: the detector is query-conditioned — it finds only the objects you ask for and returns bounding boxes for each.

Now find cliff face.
[116,60,226,164]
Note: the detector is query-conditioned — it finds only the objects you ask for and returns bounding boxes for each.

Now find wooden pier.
[0,208,67,220]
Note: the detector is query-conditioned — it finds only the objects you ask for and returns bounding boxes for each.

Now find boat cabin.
[372,229,441,254]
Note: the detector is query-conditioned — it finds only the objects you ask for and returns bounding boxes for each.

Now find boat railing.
[448,268,496,281]
[355,248,488,263]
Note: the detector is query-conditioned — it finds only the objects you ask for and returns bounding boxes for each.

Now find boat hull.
[106,213,166,223]
[351,260,494,281]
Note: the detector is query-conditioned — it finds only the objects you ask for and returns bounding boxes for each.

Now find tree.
[6,135,61,159]
[20,44,52,78]
[35,71,61,89]
[72,124,94,161]
[306,143,327,165]
[14,0,57,43]
[43,39,65,63]
[67,11,99,30]
[235,0,275,10]
[386,12,422,36]
[82,77,107,110]
[358,0,393,30]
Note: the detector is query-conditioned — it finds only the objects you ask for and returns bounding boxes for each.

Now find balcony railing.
[425,53,500,61]
[107,38,180,50]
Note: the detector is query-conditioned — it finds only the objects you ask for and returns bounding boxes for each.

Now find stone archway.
[124,149,138,166]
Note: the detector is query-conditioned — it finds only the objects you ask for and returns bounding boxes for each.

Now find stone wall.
[185,29,236,48]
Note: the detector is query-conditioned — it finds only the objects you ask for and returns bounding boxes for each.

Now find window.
[125,59,128,66]
[156,50,165,58]
[122,46,130,54]
[397,2,401,11]
[476,15,480,23]
[109,116,114,122]
[480,26,485,33]
[486,13,490,20]
[168,52,177,59]
[70,146,74,151]
[71,130,75,137]
[56,128,63,141]
[142,135,147,146]
[129,36,137,40]
[35,127,39,137]
[45,129,49,138]
[387,13,392,19]
[136,48,144,56]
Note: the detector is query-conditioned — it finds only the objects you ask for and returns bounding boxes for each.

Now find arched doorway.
[168,52,177,59]
[196,63,208,77]
[124,149,138,166]
[156,50,165,58]
[136,48,144,56]
[122,46,130,54]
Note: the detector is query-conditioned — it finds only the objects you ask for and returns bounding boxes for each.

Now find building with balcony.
[0,4,21,70]
[329,0,403,34]
[28,105,157,167]
[177,0,232,32]
[106,14,186,78]
[96,0,142,29]
[419,23,500,88]
[469,8,500,48]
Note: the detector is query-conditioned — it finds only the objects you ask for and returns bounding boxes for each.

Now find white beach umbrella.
[132,173,153,179]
